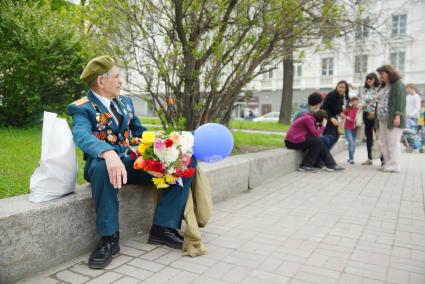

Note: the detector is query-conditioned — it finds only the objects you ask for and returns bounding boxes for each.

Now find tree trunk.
[279,51,294,124]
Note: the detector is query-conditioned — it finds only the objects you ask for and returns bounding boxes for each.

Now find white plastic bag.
[29,112,78,202]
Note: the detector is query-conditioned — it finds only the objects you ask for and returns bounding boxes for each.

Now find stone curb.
[0,140,345,284]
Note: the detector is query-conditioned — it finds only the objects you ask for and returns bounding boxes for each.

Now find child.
[343,96,360,164]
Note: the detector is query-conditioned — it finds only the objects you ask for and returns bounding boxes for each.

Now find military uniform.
[68,89,194,237]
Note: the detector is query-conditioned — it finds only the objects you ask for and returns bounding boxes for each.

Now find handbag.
[29,112,78,202]
[372,131,381,160]
[355,109,364,127]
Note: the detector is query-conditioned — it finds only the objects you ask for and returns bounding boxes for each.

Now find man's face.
[406,87,414,95]
[100,66,122,98]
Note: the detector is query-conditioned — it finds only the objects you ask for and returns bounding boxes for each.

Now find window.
[355,18,369,39]
[262,67,274,80]
[321,58,334,76]
[294,64,302,77]
[392,14,407,37]
[354,55,368,74]
[390,51,406,72]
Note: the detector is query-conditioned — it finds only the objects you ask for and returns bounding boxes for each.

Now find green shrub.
[0,1,91,126]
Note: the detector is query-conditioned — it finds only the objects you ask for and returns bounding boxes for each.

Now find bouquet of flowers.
[133,131,195,189]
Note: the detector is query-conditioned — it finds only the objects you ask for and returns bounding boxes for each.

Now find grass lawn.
[0,125,285,199]
[0,127,86,199]
[229,120,289,132]
[140,116,290,132]
[232,131,284,154]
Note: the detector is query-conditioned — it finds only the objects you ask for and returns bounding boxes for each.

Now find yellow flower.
[164,174,177,183]
[141,131,156,145]
[152,177,169,189]
[138,143,150,154]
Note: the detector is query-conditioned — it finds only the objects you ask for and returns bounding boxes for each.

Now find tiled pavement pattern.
[21,147,425,284]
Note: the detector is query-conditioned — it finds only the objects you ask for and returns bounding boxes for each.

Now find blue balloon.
[193,123,234,163]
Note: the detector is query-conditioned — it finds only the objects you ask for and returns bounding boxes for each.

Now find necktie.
[110,100,123,126]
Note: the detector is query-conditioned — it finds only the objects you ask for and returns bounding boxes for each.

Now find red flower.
[164,138,174,148]
[131,137,141,145]
[133,157,145,170]
[129,150,137,160]
[146,160,165,173]
[181,167,195,178]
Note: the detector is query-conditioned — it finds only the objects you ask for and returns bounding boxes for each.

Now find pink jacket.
[285,113,324,143]
[344,107,359,130]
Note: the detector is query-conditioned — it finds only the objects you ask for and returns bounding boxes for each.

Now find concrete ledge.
[0,140,345,284]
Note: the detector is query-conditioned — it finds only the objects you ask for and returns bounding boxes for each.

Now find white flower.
[155,145,179,165]
[180,131,194,154]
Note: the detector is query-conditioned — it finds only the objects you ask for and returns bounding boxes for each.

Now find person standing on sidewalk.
[360,73,380,165]
[321,80,350,149]
[342,96,360,164]
[405,83,422,131]
[376,65,406,173]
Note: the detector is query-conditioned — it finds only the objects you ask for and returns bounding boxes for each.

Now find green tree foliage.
[85,0,352,130]
[83,0,354,130]
[0,0,92,126]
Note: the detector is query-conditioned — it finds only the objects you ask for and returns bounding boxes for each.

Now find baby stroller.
[401,128,424,153]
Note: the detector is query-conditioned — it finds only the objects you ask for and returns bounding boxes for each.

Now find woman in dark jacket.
[321,80,349,149]
[360,73,380,165]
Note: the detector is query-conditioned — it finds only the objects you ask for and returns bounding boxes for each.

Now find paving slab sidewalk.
[20,146,425,284]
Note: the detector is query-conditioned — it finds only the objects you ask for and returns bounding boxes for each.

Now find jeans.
[345,128,357,161]
[407,117,418,131]
[323,123,339,149]
[321,134,335,150]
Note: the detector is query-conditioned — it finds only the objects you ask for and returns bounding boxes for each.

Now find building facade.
[242,0,425,118]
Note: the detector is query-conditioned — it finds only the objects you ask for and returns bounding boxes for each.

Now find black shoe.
[148,225,183,249]
[298,166,317,172]
[171,228,184,241]
[88,232,120,269]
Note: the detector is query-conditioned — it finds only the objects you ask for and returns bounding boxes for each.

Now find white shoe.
[382,167,400,173]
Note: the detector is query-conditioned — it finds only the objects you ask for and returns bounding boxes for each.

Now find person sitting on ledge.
[292,92,323,122]
[67,55,196,270]
[285,109,345,173]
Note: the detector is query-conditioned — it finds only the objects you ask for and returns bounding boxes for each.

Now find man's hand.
[322,118,328,128]
[393,115,401,128]
[367,112,375,120]
[101,150,127,189]
[330,117,338,126]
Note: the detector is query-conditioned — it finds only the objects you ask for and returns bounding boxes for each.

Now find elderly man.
[68,56,194,269]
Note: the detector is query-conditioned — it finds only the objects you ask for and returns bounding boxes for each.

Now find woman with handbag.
[360,73,380,165]
[376,65,406,172]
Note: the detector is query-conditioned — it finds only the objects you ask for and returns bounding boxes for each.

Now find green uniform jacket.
[386,80,406,129]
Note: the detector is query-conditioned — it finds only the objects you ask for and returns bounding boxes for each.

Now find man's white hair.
[91,71,110,86]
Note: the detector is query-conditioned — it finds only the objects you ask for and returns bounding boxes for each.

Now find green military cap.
[80,55,115,84]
